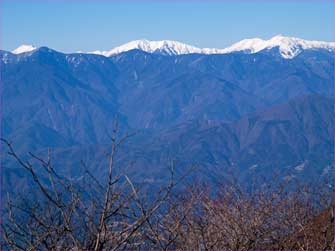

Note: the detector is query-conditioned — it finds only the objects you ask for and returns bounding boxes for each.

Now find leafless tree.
[1,122,187,250]
[1,125,333,250]
[159,176,333,250]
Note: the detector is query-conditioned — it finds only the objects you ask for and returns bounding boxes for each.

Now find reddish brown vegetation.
[1,134,333,250]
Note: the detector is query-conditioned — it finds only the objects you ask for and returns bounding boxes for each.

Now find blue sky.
[1,1,334,52]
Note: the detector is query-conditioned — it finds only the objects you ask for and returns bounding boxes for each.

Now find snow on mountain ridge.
[91,35,334,59]
[12,44,37,54]
[90,39,205,56]
[10,35,335,59]
[221,35,335,58]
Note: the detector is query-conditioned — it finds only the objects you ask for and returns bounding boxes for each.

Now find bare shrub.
[1,124,185,250]
[1,129,333,250]
[163,177,333,250]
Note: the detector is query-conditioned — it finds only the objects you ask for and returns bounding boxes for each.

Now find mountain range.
[1,35,334,190]
[11,35,335,58]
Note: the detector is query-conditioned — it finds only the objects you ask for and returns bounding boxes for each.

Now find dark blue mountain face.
[1,48,333,190]
[2,49,127,152]
[110,49,333,127]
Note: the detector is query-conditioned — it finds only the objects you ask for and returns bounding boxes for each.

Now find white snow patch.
[12,44,37,54]
[294,162,305,171]
[221,35,335,59]
[1,53,9,64]
[89,39,205,56]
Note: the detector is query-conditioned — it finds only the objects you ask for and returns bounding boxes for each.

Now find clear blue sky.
[1,1,334,52]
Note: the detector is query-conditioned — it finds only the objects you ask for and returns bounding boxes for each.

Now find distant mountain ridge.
[1,41,334,190]
[10,35,335,59]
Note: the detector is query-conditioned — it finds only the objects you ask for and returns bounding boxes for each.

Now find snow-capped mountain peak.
[89,36,334,59]
[9,35,335,59]
[221,34,334,58]
[12,44,37,54]
[90,39,206,56]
